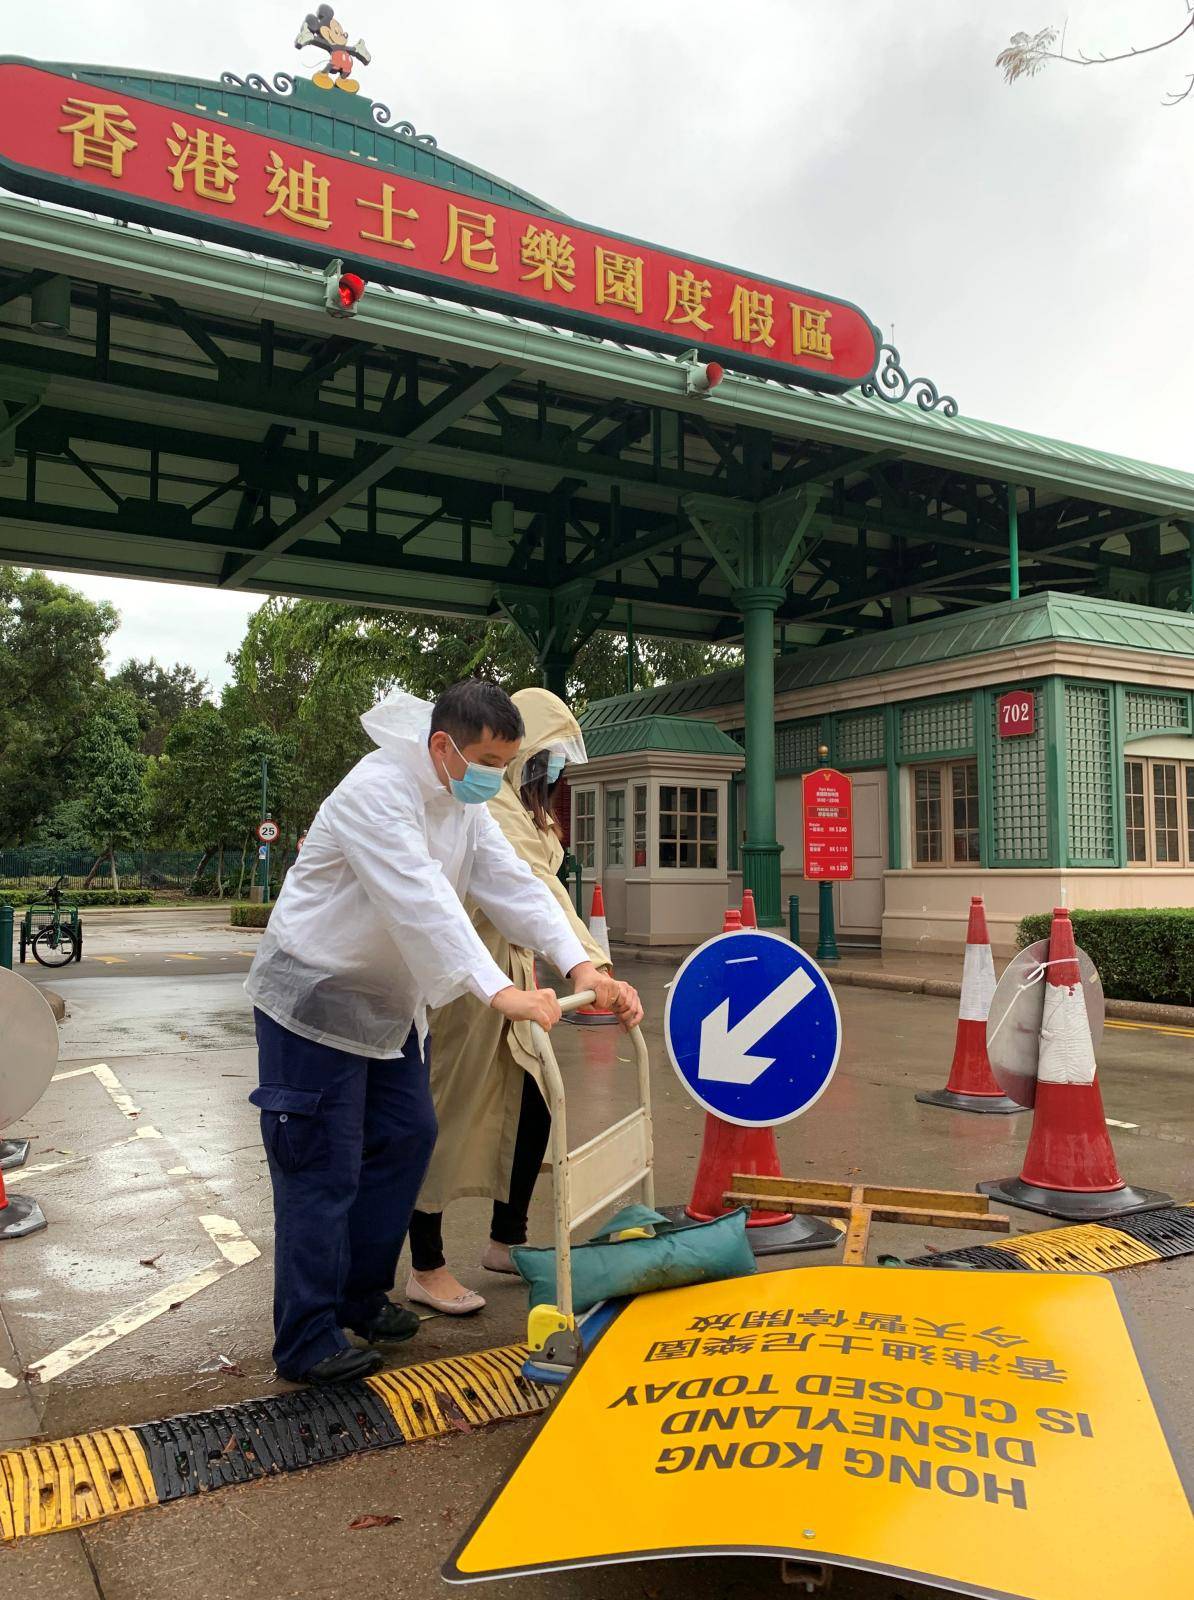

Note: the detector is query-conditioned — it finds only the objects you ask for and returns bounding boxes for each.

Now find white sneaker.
[406,1272,485,1316]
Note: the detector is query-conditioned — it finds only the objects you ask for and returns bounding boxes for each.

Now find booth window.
[573,789,596,868]
[1124,757,1194,865]
[659,785,718,869]
[632,784,648,868]
[912,761,979,866]
[605,789,625,868]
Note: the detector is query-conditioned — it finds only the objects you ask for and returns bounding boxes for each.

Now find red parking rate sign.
[803,768,854,881]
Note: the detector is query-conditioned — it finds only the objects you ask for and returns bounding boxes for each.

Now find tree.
[147,703,238,893]
[226,727,295,898]
[0,569,115,842]
[75,693,148,888]
[998,10,1194,104]
[110,657,210,756]
[223,598,740,829]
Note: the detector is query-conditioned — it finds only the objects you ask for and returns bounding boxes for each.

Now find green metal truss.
[1,200,1192,654]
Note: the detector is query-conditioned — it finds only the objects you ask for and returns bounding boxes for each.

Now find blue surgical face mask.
[546,753,567,783]
[446,736,504,805]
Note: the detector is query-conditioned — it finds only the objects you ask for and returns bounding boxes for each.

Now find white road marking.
[1105,1118,1139,1130]
[200,1214,260,1267]
[51,1061,141,1118]
[17,1156,85,1178]
[0,1216,260,1387]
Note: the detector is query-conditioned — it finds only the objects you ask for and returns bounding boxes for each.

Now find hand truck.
[524,989,654,1374]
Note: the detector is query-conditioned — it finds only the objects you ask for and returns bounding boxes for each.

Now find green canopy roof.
[580,715,745,758]
[583,592,1194,727]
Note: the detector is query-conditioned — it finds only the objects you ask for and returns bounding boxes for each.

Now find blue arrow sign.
[664,930,841,1128]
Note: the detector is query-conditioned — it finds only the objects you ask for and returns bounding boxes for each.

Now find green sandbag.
[512,1206,757,1314]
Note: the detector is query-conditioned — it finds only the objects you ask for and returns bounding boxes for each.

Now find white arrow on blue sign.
[664,930,841,1128]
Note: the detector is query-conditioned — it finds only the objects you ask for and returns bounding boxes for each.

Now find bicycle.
[20,876,83,967]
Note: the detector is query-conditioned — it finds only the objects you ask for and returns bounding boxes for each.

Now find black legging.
[408,1073,551,1273]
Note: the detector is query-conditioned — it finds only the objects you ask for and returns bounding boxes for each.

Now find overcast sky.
[27,0,1194,689]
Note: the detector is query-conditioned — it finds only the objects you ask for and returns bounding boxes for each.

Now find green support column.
[736,586,786,927]
[542,651,571,701]
[1008,485,1021,601]
[496,581,611,709]
[684,483,825,934]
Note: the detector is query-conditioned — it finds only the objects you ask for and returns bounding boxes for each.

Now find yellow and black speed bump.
[1,1343,550,1543]
[909,1203,1194,1273]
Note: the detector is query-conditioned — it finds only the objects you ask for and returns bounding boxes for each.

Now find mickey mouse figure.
[295,5,372,94]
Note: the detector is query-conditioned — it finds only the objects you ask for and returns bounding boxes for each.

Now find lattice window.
[775,719,822,775]
[837,710,886,766]
[1124,691,1191,738]
[1065,685,1114,863]
[990,691,1048,863]
[899,696,974,758]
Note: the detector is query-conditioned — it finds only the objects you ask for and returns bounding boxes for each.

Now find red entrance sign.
[802,767,853,881]
[0,61,881,389]
[997,690,1036,738]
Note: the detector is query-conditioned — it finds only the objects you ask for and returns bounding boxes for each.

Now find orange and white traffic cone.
[979,906,1170,1219]
[917,897,1026,1115]
[741,890,758,929]
[0,1164,47,1241]
[723,906,743,933]
[0,1138,30,1171]
[565,884,619,1027]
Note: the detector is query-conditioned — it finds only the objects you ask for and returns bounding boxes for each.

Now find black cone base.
[0,1138,31,1171]
[0,1193,48,1240]
[916,1089,1027,1116]
[657,1204,841,1258]
[978,1176,1172,1221]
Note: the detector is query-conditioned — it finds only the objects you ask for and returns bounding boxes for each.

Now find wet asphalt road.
[3,910,1191,1599]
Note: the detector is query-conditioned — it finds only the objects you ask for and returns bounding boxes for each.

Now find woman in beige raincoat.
[406,688,637,1314]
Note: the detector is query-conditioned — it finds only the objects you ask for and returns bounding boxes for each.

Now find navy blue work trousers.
[251,1009,437,1378]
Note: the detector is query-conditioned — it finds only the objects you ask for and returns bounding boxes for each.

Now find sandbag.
[512,1205,756,1314]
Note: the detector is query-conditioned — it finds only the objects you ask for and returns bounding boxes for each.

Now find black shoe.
[352,1300,420,1346]
[283,1347,384,1386]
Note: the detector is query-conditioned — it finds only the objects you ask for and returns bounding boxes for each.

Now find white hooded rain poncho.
[245,690,589,1059]
[417,688,612,1211]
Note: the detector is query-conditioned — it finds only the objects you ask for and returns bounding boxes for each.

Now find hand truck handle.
[556,989,597,1016]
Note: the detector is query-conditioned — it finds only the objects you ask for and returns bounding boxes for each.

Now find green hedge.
[0,888,155,908]
[231,903,272,928]
[1017,909,1194,1007]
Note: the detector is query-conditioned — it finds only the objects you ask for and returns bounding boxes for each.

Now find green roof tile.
[579,715,746,757]
[583,593,1194,727]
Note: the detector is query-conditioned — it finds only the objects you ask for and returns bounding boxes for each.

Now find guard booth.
[582,591,1194,953]
[566,717,744,946]
[0,43,1192,960]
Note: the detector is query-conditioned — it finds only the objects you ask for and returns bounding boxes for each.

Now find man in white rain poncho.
[245,680,641,1386]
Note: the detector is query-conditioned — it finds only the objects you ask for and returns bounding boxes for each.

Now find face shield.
[522,732,587,788]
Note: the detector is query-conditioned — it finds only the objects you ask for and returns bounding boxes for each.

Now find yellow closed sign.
[447,1266,1194,1597]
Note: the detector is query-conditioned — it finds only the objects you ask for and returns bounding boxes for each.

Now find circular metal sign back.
[0,967,60,1128]
[986,939,1104,1108]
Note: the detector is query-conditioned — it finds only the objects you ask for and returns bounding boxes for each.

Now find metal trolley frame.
[526,989,654,1369]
